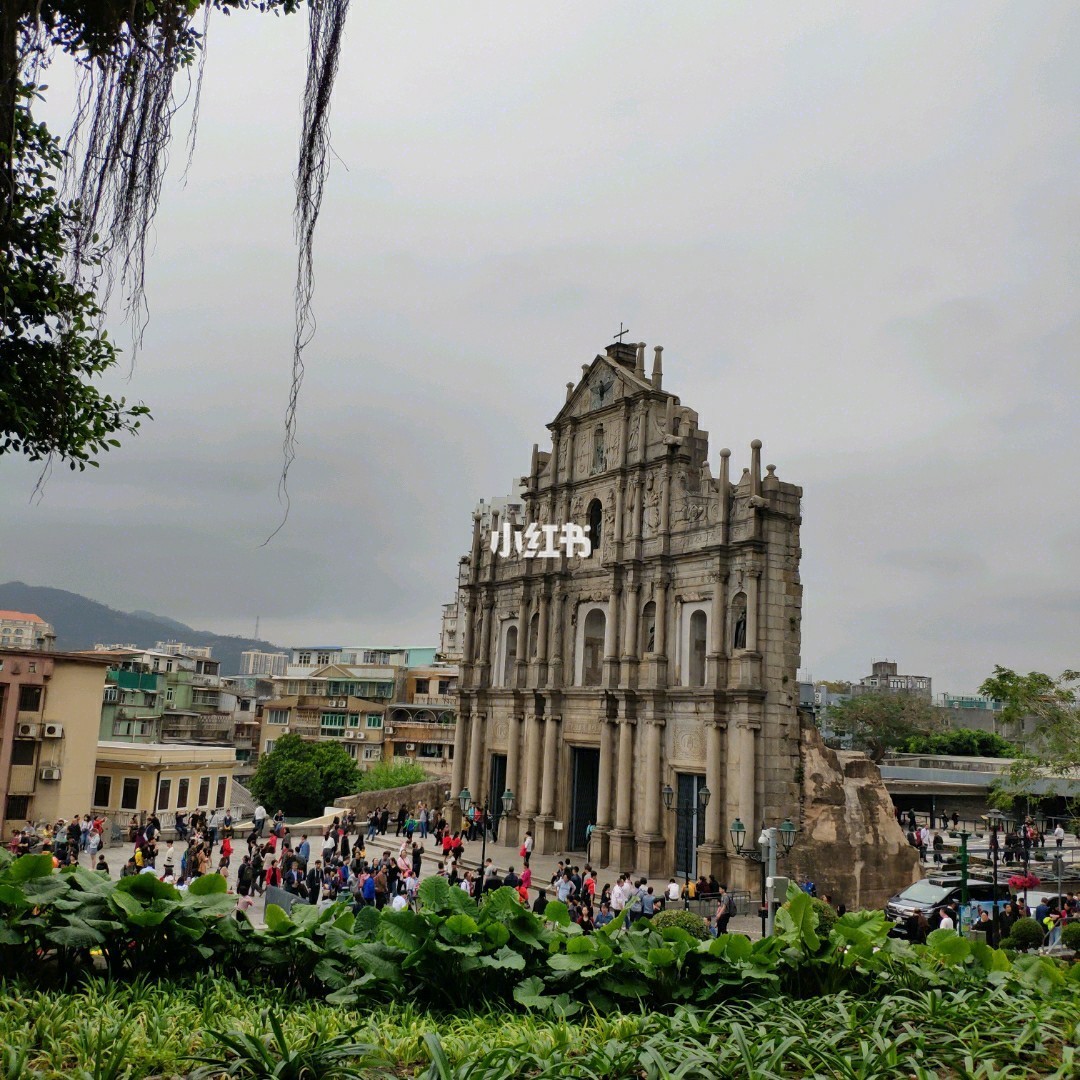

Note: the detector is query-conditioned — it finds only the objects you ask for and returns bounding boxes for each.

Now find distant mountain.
[0,582,287,675]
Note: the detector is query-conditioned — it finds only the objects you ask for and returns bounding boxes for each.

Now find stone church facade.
[450,340,805,887]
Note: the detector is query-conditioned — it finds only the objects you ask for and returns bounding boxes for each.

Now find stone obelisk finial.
[635,342,646,379]
[751,439,762,496]
[651,345,664,390]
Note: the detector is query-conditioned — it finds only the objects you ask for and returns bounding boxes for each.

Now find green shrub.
[1060,921,1080,951]
[1007,917,1045,951]
[781,894,838,937]
[355,760,428,793]
[651,909,710,940]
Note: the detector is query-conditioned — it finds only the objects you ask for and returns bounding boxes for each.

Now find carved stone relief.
[671,720,705,763]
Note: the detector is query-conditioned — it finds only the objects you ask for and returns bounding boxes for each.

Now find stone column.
[655,580,668,656]
[468,710,484,799]
[739,724,756,831]
[747,572,760,652]
[609,718,636,868]
[704,722,722,845]
[594,718,614,866]
[504,713,522,845]
[548,592,565,688]
[622,584,639,659]
[523,712,542,818]
[695,719,726,882]
[479,601,494,683]
[637,718,667,876]
[604,586,620,664]
[537,590,550,664]
[515,593,528,689]
[450,709,468,822]
[643,720,662,836]
[535,713,561,852]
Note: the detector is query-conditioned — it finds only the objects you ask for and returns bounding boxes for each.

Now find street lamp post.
[729,817,798,936]
[986,809,1006,944]
[457,787,515,906]
[661,783,711,910]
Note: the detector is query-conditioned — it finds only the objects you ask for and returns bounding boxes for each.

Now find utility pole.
[959,831,970,934]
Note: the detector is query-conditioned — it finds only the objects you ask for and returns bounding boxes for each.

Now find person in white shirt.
[938,911,955,931]
[610,875,627,912]
[1054,824,1066,848]
[665,879,681,904]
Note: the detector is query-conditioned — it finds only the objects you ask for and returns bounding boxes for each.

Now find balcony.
[110,670,161,692]
[387,720,456,745]
[413,693,456,707]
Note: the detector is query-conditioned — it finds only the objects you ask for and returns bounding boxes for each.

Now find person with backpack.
[716,885,735,934]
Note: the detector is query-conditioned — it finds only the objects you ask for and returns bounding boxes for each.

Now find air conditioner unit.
[385,726,395,735]
[165,702,176,709]
[43,722,63,738]
[17,722,40,738]
[357,732,366,740]
[406,743,416,751]
[344,730,354,738]
[281,727,290,735]
[40,766,61,781]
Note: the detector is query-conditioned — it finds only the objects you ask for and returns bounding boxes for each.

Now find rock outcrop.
[787,722,921,912]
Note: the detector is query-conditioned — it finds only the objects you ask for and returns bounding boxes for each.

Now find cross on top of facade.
[614,322,629,343]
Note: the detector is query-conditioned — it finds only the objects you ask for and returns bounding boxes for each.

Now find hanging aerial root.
[266,0,350,544]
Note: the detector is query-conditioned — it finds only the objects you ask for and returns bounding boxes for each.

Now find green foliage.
[354,760,428,793]
[980,666,1080,798]
[247,733,361,817]
[903,727,1015,758]
[7,853,1080,1029]
[1060,921,1080,952]
[827,693,938,762]
[1,83,150,468]
[2,976,1080,1079]
[650,909,711,940]
[1006,917,1046,952]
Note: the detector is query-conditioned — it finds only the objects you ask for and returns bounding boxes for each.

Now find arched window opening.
[689,610,707,687]
[587,499,603,557]
[731,592,748,652]
[582,608,606,686]
[640,601,657,654]
[528,612,540,658]
[503,626,518,686]
[593,426,605,472]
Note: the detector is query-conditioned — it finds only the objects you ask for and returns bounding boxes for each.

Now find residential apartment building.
[239,649,289,678]
[851,660,931,701]
[0,611,55,651]
[222,675,274,777]
[0,645,112,836]
[260,663,391,769]
[385,665,459,775]
[154,641,214,660]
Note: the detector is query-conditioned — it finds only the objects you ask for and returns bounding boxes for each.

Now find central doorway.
[488,753,507,840]
[568,746,600,850]
[675,772,707,878]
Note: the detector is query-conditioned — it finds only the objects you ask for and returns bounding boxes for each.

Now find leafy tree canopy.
[827,692,938,763]
[902,727,1015,759]
[979,666,1080,798]
[1,0,346,490]
[248,733,360,818]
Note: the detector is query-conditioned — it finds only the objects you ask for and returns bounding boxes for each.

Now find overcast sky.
[2,2,1077,692]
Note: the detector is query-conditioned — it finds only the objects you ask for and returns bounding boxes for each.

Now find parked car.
[885,875,1001,935]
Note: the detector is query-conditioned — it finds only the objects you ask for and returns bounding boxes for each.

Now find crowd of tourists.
[899,808,1070,864]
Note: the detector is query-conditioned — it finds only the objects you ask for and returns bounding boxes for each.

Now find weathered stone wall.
[788,723,921,912]
[332,780,449,821]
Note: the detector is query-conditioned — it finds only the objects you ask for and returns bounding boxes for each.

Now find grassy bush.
[1,977,1078,1079]
[354,760,428,792]
[1007,917,1046,951]
[651,909,711,940]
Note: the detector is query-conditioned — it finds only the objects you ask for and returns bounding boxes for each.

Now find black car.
[885,876,1000,934]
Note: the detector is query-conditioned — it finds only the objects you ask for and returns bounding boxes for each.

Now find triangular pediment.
[549,354,657,429]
